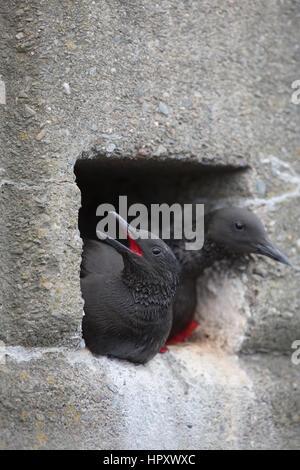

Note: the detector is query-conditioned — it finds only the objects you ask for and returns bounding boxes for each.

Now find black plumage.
[81,212,179,364]
[167,206,291,340]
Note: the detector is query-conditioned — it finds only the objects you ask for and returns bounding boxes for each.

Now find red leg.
[159,319,199,353]
[166,319,199,345]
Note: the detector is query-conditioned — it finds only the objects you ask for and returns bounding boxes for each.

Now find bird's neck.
[172,237,228,278]
[122,265,178,310]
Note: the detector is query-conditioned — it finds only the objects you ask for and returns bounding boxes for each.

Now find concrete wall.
[0,0,299,449]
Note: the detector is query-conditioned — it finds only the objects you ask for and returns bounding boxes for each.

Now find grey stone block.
[0,0,299,449]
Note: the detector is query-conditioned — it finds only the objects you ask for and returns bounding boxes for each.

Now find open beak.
[96,212,143,257]
[254,241,292,266]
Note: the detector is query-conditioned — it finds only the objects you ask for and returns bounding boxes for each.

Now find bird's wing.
[80,238,123,278]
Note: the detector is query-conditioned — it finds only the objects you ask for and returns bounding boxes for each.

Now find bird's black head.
[97,212,180,284]
[206,206,291,266]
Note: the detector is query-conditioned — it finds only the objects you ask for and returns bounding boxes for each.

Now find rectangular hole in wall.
[75,152,252,352]
[74,153,251,240]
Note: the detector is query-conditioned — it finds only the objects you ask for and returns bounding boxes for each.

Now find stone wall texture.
[0,0,299,449]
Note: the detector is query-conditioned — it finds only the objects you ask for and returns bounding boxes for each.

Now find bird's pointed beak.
[97,212,143,257]
[109,211,138,241]
[254,241,292,266]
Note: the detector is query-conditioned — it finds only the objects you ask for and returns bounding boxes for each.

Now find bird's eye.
[152,247,161,255]
[235,221,245,230]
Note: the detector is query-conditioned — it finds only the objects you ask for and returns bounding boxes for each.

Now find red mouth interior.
[128,233,143,257]
[118,221,143,257]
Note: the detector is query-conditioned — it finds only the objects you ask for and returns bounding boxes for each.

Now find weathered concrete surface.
[0,345,299,450]
[0,0,299,449]
[1,0,299,347]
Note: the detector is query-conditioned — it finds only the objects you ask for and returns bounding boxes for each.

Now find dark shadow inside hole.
[74,155,250,240]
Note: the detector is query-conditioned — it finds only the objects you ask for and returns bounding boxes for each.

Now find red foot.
[159,319,199,354]
[166,319,199,346]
